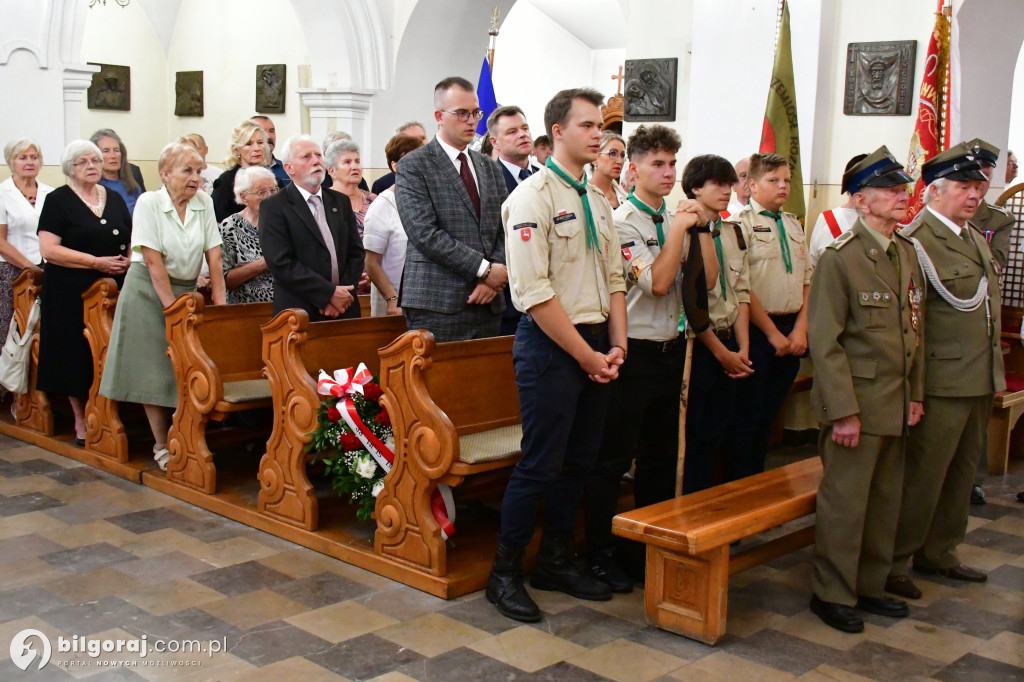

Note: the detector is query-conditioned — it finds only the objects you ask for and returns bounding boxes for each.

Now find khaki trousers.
[813,430,905,605]
[890,394,991,575]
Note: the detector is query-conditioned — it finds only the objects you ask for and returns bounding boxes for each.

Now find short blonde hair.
[226,121,269,169]
[158,141,203,175]
[60,140,103,178]
[4,139,42,167]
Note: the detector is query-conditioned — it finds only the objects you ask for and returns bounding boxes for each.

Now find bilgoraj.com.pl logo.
[10,629,51,671]
[10,629,226,671]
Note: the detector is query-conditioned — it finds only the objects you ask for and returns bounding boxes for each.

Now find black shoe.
[971,485,986,506]
[913,563,987,582]
[856,595,909,618]
[810,595,864,633]
[530,533,612,601]
[587,548,633,594]
[884,574,922,600]
[486,544,541,623]
[74,436,85,447]
[1016,490,1024,503]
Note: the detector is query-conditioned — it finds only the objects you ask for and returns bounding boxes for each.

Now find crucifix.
[611,66,624,95]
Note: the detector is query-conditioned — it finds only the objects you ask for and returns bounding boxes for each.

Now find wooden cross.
[611,66,624,95]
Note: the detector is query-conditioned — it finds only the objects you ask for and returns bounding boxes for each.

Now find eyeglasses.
[441,109,485,122]
[599,150,626,161]
[248,189,276,199]
[73,158,102,168]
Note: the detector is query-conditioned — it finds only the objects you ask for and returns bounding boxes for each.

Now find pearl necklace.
[70,181,105,217]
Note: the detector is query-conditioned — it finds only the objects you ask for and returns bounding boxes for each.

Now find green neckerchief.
[755,202,793,273]
[626,191,666,246]
[712,218,727,302]
[545,157,600,252]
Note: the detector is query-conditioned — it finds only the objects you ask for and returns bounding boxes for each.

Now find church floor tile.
[0,434,1020,680]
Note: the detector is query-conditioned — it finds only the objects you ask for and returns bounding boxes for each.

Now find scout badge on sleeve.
[628,259,647,283]
[514,222,535,242]
[621,241,634,261]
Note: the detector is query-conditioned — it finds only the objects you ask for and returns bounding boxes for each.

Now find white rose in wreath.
[371,480,385,497]
[355,454,378,479]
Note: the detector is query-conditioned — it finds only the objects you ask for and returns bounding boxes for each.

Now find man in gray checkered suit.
[395,76,510,342]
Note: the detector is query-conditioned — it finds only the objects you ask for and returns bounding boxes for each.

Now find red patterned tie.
[457,152,480,217]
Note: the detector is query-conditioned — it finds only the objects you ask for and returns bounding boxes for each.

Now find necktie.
[518,167,532,181]
[546,157,601,252]
[757,207,793,273]
[886,242,900,283]
[713,219,727,302]
[626,191,666,245]
[308,195,339,285]
[456,152,480,217]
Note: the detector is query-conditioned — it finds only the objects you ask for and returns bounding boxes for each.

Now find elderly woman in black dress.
[100,142,225,470]
[36,140,131,444]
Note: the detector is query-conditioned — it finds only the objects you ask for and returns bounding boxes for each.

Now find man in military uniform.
[807,148,925,633]
[885,146,1004,601]
[723,153,812,481]
[582,126,710,592]
[960,138,1012,506]
[680,155,756,493]
[487,88,628,623]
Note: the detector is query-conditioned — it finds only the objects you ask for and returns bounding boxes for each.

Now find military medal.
[908,275,921,332]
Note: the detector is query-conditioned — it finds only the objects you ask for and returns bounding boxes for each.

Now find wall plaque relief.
[175,71,204,117]
[255,64,286,114]
[87,63,130,111]
[623,58,678,122]
[844,41,916,116]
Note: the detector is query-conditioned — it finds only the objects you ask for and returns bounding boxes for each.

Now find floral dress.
[218,213,273,304]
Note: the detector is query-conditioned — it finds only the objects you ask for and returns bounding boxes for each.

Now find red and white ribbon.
[317,368,456,539]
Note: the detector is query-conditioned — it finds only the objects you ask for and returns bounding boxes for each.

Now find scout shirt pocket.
[552,212,581,263]
[749,229,778,262]
[857,290,893,331]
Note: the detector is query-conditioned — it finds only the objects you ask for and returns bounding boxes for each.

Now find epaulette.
[991,203,1012,217]
[731,224,747,251]
[827,230,855,250]
[721,205,750,224]
[894,230,914,244]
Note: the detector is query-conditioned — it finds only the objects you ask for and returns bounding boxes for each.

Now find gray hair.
[395,121,424,135]
[278,135,320,165]
[322,130,351,151]
[922,177,949,204]
[4,139,42,167]
[60,140,103,177]
[233,166,277,203]
[157,141,202,174]
[325,140,360,169]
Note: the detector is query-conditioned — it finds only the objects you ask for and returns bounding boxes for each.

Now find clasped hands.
[467,262,508,305]
[320,284,355,318]
[581,346,625,384]
[93,255,129,276]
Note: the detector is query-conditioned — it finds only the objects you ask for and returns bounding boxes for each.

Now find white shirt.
[130,188,222,280]
[809,206,859,266]
[926,205,964,236]
[726,200,746,217]
[362,188,408,316]
[0,178,53,265]
[293,182,324,217]
[500,157,531,186]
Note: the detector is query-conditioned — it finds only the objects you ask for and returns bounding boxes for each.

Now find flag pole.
[488,7,500,74]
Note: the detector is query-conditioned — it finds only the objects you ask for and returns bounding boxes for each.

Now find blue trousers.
[498,317,612,549]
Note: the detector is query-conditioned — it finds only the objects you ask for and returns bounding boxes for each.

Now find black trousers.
[722,315,801,481]
[583,337,686,555]
[683,334,741,494]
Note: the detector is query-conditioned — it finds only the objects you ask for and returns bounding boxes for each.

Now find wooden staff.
[675,335,695,497]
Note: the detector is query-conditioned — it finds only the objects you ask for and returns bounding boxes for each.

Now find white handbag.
[0,299,40,394]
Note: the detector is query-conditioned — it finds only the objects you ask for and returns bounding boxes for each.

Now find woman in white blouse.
[0,139,53,344]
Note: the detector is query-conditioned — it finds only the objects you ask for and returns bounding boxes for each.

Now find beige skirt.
[99,262,195,408]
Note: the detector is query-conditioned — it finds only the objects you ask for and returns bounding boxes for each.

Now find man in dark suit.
[395,76,509,342]
[487,105,540,335]
[371,121,427,195]
[260,135,364,321]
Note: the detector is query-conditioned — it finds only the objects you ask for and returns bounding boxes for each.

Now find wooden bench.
[10,268,52,435]
[164,293,275,493]
[259,309,407,530]
[989,324,1024,474]
[375,329,521,577]
[612,457,823,645]
[81,278,128,461]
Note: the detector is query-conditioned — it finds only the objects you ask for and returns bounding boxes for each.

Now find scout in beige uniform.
[808,148,925,633]
[722,152,812,481]
[488,88,628,623]
[885,147,1005,601]
[679,154,755,493]
[582,125,711,592]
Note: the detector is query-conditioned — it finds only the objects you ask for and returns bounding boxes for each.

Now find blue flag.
[476,57,497,136]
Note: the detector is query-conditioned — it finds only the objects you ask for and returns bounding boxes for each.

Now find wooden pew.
[164,293,275,493]
[989,322,1024,474]
[11,268,51,435]
[259,309,406,530]
[612,457,823,645]
[375,329,521,577]
[81,278,128,461]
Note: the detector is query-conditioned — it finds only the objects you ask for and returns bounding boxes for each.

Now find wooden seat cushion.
[457,425,522,465]
[613,457,822,555]
[222,379,272,404]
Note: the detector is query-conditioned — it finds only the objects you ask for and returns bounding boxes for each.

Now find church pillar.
[297,88,374,156]
[63,64,100,146]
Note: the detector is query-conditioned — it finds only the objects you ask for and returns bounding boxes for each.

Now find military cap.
[840,153,869,194]
[843,145,912,195]
[921,146,987,184]
[962,138,999,167]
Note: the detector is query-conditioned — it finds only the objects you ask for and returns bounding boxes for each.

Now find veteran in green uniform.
[808,148,925,633]
[884,147,1005,601]
[962,138,1014,270]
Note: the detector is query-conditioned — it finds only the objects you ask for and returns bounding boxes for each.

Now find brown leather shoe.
[914,564,987,582]
[884,574,922,600]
